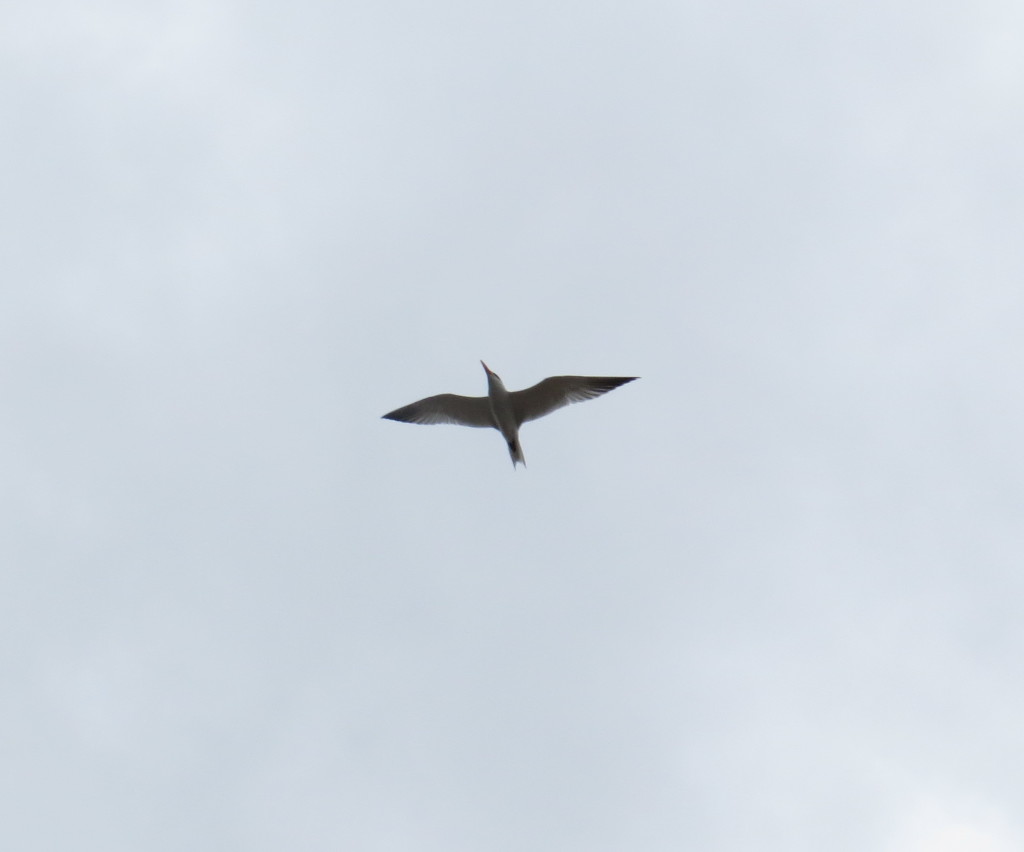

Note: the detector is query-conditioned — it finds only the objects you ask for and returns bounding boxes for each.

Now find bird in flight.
[382,362,638,468]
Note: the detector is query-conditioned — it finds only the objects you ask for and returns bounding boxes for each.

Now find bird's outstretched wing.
[382,394,494,427]
[511,376,637,425]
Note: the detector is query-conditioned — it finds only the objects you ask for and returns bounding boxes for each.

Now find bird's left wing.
[382,394,494,427]
[511,376,638,425]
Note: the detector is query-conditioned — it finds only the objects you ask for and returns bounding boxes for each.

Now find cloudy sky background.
[4,1,1024,849]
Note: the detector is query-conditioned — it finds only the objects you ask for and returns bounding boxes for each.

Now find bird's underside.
[383,364,638,467]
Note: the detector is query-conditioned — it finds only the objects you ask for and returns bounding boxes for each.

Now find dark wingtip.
[599,376,639,389]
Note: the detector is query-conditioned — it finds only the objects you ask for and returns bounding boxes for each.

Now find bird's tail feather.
[507,438,526,469]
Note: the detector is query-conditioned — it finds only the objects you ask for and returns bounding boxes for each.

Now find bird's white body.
[481,365,526,466]
[383,362,637,468]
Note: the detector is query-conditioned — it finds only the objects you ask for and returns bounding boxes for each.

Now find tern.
[382,362,638,468]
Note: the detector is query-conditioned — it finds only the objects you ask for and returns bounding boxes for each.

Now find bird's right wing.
[382,394,494,427]
[511,376,638,425]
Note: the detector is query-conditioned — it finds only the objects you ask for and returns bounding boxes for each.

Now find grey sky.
[3,1,1024,850]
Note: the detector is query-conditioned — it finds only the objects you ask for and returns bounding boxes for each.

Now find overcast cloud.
[3,1,1024,850]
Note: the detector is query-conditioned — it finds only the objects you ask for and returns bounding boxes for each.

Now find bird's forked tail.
[507,438,526,469]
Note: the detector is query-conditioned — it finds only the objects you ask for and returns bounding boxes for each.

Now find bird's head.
[480,361,505,391]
